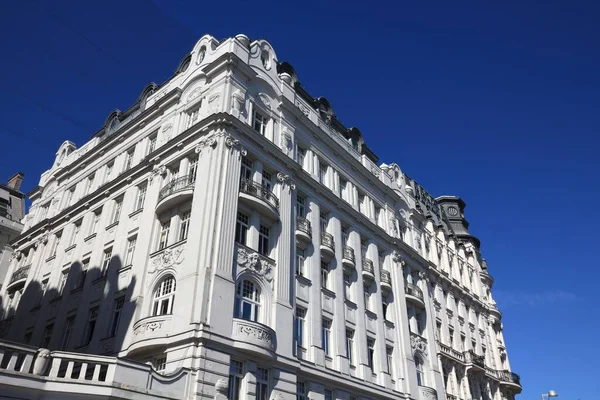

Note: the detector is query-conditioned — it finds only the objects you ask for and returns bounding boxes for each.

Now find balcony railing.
[9,265,30,285]
[239,179,279,209]
[158,174,194,203]
[437,340,465,361]
[498,370,521,386]
[362,259,374,274]
[296,216,311,238]
[320,232,334,250]
[465,350,485,368]
[342,246,355,263]
[405,282,423,300]
[381,270,392,285]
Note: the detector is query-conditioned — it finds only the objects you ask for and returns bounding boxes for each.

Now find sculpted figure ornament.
[237,247,274,281]
[410,334,428,356]
[392,251,406,267]
[258,93,271,110]
[12,250,22,261]
[149,164,167,182]
[187,87,202,103]
[149,247,184,274]
[231,90,245,117]
[214,378,228,400]
[208,93,221,112]
[280,128,293,155]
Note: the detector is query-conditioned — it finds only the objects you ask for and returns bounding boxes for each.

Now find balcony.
[498,370,522,392]
[231,318,277,358]
[0,340,191,399]
[362,259,375,282]
[7,265,30,290]
[129,314,173,355]
[380,270,392,293]
[156,175,194,214]
[239,179,279,219]
[295,216,312,244]
[418,385,438,400]
[464,350,485,370]
[320,232,335,259]
[437,340,465,362]
[404,282,425,307]
[342,246,355,272]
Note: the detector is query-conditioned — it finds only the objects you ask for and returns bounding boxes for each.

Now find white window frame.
[346,329,355,365]
[83,307,99,346]
[256,367,269,400]
[101,248,112,276]
[135,184,147,211]
[125,237,137,266]
[235,279,261,322]
[153,276,176,316]
[179,211,191,241]
[235,212,249,245]
[258,225,270,256]
[158,219,171,250]
[253,110,268,135]
[322,318,332,357]
[228,360,244,400]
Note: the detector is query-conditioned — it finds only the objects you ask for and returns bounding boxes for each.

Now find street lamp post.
[541,390,558,400]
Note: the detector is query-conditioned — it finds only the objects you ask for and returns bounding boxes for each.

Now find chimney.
[7,172,24,191]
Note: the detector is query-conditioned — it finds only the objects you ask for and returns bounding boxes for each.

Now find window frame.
[152,276,176,316]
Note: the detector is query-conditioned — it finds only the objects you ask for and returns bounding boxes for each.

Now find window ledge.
[93,276,107,285]
[70,286,84,294]
[295,274,312,286]
[29,305,41,312]
[49,295,62,304]
[84,233,97,242]
[365,309,377,320]
[344,299,357,309]
[129,208,143,218]
[105,221,119,230]
[45,255,56,263]
[149,239,188,258]
[64,244,77,252]
[321,287,336,298]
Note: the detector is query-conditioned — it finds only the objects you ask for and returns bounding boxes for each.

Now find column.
[308,198,323,366]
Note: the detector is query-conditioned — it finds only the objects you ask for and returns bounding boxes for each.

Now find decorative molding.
[258,93,271,110]
[410,333,428,356]
[392,251,406,266]
[237,322,274,347]
[276,172,296,191]
[224,133,247,156]
[162,124,173,142]
[149,164,167,182]
[231,90,245,117]
[280,128,293,155]
[149,247,185,274]
[236,246,274,282]
[208,93,221,112]
[134,320,164,335]
[187,87,202,103]
[195,135,218,154]
[294,99,310,117]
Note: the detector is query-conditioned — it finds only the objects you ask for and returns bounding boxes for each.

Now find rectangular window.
[90,208,102,236]
[38,279,48,305]
[472,339,477,351]
[235,212,249,245]
[154,356,167,372]
[296,194,306,217]
[179,211,191,241]
[296,381,306,400]
[256,367,269,400]
[62,316,75,349]
[448,327,454,347]
[105,162,114,184]
[387,346,394,377]
[187,105,201,128]
[111,198,123,224]
[382,293,389,320]
[135,184,147,211]
[436,321,442,341]
[74,259,89,290]
[125,237,137,266]
[346,329,355,365]
[340,178,348,200]
[295,307,306,349]
[58,269,69,295]
[364,286,371,310]
[124,149,134,170]
[324,389,333,400]
[253,110,268,135]
[148,134,157,154]
[322,318,332,357]
[41,323,54,348]
[83,307,99,346]
[101,248,112,276]
[321,262,329,289]
[85,174,95,195]
[188,156,198,183]
[228,360,243,400]
[296,248,305,277]
[367,338,375,370]
[262,170,272,192]
[64,188,75,208]
[50,232,61,257]
[318,162,327,185]
[258,225,270,256]
[158,220,170,250]
[374,206,381,225]
[460,334,466,351]
[297,146,305,168]
[70,221,81,246]
[343,272,352,300]
[319,212,328,233]
[109,297,125,337]
[241,157,253,181]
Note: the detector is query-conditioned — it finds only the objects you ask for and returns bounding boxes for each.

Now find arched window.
[415,355,425,386]
[235,279,261,322]
[153,276,176,316]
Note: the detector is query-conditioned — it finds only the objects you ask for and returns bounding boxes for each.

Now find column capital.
[277,172,296,191]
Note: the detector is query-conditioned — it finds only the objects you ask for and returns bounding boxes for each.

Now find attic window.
[261,49,271,70]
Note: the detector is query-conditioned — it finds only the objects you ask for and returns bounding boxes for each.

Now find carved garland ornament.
[148,247,185,274]
[134,320,164,335]
[238,323,275,348]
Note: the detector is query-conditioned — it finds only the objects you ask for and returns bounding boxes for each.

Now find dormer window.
[253,111,268,136]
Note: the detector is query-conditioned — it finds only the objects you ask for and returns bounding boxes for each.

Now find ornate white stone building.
[0,34,521,400]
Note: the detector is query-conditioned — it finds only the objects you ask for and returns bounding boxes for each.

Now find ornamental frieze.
[236,246,274,282]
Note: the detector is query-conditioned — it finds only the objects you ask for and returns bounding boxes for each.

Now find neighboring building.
[0,34,521,400]
[0,173,26,287]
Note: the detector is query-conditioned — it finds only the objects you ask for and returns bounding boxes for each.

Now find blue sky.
[1,0,598,398]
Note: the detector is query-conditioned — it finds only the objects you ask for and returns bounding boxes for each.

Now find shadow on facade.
[0,254,137,361]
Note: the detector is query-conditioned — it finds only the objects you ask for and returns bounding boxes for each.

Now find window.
[228,360,243,400]
[448,327,454,347]
[148,134,157,154]
[367,338,375,370]
[158,220,171,250]
[101,248,112,276]
[38,279,48,305]
[415,355,425,386]
[105,162,114,183]
[74,260,88,290]
[471,339,477,351]
[321,262,329,289]
[262,170,272,192]
[358,193,366,214]
[153,277,176,316]
[382,293,389,320]
[70,221,81,246]
[83,307,99,345]
[322,318,332,357]
[341,227,349,245]
[109,297,124,337]
[297,146,305,168]
[258,225,270,256]
[39,203,49,221]
[296,248,305,276]
[340,178,348,200]
[256,367,269,400]
[318,162,327,184]
[23,332,32,345]
[111,198,123,224]
[125,237,137,266]
[49,232,61,257]
[64,188,74,208]
[188,156,198,183]
[343,272,352,300]
[319,212,328,233]
[436,321,442,341]
[58,269,69,295]
[387,346,394,377]
[235,279,260,322]
[324,389,333,400]
[296,194,306,217]
[253,110,268,135]
[187,106,201,129]
[416,312,424,335]
[90,208,102,236]
[364,286,371,310]
[124,149,134,170]
[346,329,355,365]
[241,156,253,181]
[295,307,306,349]
[135,184,147,211]
[460,334,466,351]
[296,381,307,400]
[179,211,191,241]
[235,212,249,245]
[154,356,167,372]
[41,323,54,348]
[374,206,382,224]
[85,174,95,195]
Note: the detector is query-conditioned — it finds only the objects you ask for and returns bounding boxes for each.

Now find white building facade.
[0,34,521,400]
